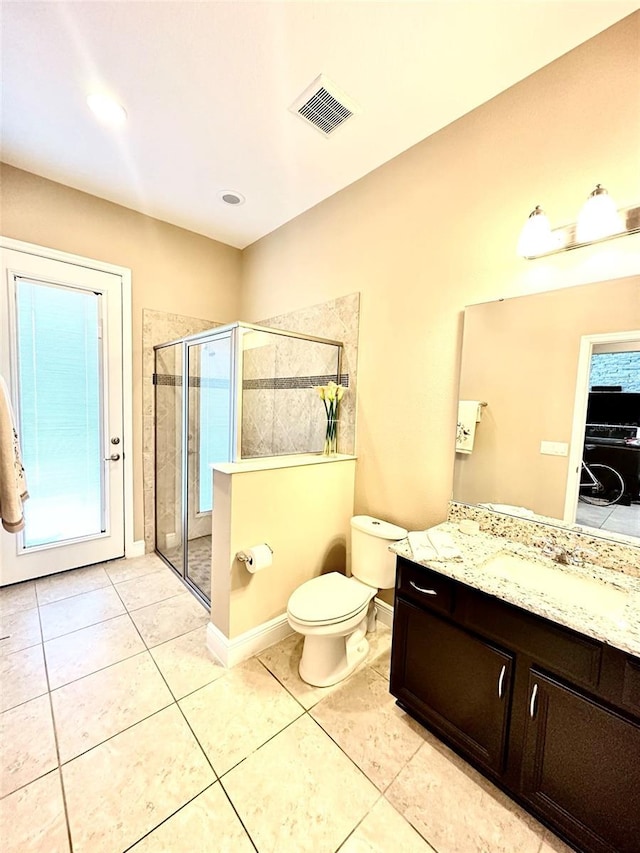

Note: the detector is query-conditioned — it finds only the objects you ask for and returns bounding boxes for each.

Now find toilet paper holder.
[236,543,273,563]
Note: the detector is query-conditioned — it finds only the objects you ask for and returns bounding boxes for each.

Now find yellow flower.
[315,381,346,454]
[325,381,338,402]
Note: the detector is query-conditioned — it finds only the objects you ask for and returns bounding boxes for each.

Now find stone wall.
[590,351,640,392]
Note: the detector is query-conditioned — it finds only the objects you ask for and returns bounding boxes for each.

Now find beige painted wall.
[453,277,640,519]
[240,14,640,551]
[0,164,242,543]
[211,459,356,638]
[1,14,639,623]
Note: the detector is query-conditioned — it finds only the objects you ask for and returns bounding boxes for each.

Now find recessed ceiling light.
[87,93,127,126]
[219,191,245,206]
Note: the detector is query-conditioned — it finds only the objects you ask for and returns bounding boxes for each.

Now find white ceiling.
[1,1,637,249]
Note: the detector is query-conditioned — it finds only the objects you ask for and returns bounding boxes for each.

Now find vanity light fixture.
[575,184,624,243]
[517,184,640,259]
[516,206,558,258]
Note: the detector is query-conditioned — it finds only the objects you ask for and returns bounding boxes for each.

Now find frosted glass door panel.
[185,334,233,602]
[192,335,233,514]
[16,279,103,548]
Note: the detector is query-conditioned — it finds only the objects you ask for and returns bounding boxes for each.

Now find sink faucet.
[549,544,572,565]
[533,538,595,566]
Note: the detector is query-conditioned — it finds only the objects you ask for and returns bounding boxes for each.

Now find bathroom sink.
[483,552,628,619]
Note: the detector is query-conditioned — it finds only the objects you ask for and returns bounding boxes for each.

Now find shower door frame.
[154,321,343,606]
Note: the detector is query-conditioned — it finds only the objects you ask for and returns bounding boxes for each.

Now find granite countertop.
[390,522,640,659]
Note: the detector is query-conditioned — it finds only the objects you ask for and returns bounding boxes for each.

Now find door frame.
[563,329,640,523]
[0,236,138,558]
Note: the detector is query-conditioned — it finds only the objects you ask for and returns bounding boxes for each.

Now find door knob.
[104,454,121,461]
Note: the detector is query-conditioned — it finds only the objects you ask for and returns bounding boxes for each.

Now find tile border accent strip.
[153,372,350,390]
[243,373,349,390]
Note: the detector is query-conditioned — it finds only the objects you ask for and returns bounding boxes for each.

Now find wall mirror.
[452,275,640,545]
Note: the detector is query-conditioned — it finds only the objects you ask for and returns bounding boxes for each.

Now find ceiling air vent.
[289,74,359,137]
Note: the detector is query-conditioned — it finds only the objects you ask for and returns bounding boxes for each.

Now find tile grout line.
[112,592,255,850]
[143,638,261,853]
[35,594,75,853]
[119,781,219,853]
[39,580,216,851]
[261,650,442,853]
[333,790,388,852]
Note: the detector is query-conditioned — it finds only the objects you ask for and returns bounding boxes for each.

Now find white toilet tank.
[350,515,408,590]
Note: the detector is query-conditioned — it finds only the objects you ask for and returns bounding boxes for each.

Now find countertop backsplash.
[448,501,639,578]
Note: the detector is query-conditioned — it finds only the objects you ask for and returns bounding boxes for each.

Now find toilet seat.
[287,572,373,626]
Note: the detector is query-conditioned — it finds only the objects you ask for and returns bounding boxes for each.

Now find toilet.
[286,515,407,687]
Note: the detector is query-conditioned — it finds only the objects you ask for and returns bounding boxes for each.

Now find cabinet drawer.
[463,591,602,688]
[396,558,454,615]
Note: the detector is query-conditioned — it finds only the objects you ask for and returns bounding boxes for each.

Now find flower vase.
[323,417,338,455]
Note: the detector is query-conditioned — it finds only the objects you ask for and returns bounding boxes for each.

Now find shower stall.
[153,322,343,604]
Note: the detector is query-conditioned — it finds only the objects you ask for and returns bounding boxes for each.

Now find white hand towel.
[0,375,29,533]
[408,529,461,562]
[456,400,483,454]
[426,528,462,560]
[479,503,535,518]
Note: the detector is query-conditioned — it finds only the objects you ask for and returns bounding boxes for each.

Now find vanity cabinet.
[393,600,512,774]
[390,556,640,853]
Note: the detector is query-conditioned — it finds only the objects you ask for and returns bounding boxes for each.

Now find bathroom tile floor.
[0,555,574,853]
[575,501,640,538]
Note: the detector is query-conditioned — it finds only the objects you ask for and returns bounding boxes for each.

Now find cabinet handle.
[497,664,506,699]
[529,683,539,719]
[409,581,437,595]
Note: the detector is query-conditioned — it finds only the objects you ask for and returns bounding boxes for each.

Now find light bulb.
[87,93,127,126]
[576,185,623,243]
[517,206,555,258]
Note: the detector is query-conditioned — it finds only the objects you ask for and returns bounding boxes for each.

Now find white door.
[0,248,125,584]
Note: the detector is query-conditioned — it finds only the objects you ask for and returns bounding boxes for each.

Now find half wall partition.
[154,322,343,604]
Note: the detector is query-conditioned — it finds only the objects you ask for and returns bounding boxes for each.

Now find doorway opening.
[567,334,640,540]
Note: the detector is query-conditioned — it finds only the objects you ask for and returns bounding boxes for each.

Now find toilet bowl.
[286,515,407,687]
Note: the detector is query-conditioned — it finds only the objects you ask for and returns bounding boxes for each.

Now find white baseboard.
[206,613,294,669]
[206,603,393,669]
[126,540,146,558]
[375,597,394,628]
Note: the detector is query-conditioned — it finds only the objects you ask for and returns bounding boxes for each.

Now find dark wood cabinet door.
[391,598,513,774]
[521,670,640,853]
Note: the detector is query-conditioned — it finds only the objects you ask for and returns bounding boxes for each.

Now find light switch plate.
[540,440,569,457]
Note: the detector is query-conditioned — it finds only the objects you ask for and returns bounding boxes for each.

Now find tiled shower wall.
[254,292,359,457]
[154,343,183,555]
[143,294,360,552]
[240,335,345,457]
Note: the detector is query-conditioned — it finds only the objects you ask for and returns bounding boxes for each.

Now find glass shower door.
[154,342,184,573]
[185,333,234,600]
